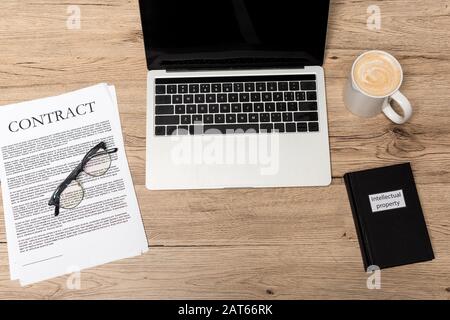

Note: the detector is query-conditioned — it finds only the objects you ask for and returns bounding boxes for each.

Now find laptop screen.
[139,0,330,70]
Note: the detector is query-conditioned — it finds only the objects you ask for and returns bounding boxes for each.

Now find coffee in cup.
[353,51,402,97]
[344,50,412,124]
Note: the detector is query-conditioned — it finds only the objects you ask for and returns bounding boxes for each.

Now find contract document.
[0,83,148,285]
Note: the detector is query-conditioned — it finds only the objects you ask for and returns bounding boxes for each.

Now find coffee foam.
[353,52,402,97]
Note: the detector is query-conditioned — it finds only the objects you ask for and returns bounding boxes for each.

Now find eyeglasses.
[48,142,118,216]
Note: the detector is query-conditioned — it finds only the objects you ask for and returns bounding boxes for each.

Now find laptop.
[139,0,332,190]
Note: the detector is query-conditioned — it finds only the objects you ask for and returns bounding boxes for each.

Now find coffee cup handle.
[382,91,413,124]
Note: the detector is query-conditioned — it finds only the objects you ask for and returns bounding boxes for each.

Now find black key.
[212,83,221,92]
[223,83,232,92]
[298,102,318,111]
[274,123,285,133]
[307,91,317,101]
[155,115,179,125]
[256,82,266,91]
[254,103,264,112]
[260,113,270,122]
[155,105,174,115]
[184,95,193,104]
[181,115,191,124]
[189,84,199,93]
[283,112,293,122]
[267,82,277,91]
[177,125,189,135]
[215,114,225,123]
[200,84,210,93]
[234,83,244,92]
[245,83,255,92]
[204,115,214,124]
[155,85,166,94]
[198,104,208,113]
[239,93,250,102]
[295,92,306,101]
[192,114,203,123]
[260,123,273,133]
[195,94,205,103]
[172,95,183,104]
[251,92,261,102]
[155,126,165,136]
[167,85,177,94]
[167,126,178,135]
[294,112,318,122]
[231,103,242,113]
[308,122,319,132]
[271,113,282,122]
[217,94,227,103]
[156,95,171,104]
[249,113,259,122]
[297,122,308,132]
[301,81,316,91]
[226,114,237,123]
[237,114,248,123]
[187,104,196,114]
[203,124,259,134]
[262,92,272,101]
[220,104,231,113]
[289,82,300,91]
[209,104,219,113]
[278,82,288,91]
[276,102,287,111]
[178,84,188,94]
[206,94,216,103]
[228,93,239,102]
[243,103,253,112]
[288,102,297,111]
[286,123,296,133]
[265,102,275,112]
[284,92,295,101]
[175,105,185,114]
[273,92,283,101]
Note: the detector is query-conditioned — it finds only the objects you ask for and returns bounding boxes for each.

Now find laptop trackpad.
[195,134,281,188]
[148,128,331,189]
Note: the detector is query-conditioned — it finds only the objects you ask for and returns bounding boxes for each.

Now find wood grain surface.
[0,0,449,299]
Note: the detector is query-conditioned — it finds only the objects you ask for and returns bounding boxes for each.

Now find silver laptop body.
[140,0,332,190]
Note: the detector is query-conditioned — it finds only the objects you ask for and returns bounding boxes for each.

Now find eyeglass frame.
[48,141,118,217]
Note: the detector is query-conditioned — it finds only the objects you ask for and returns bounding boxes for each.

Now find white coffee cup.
[344,50,412,124]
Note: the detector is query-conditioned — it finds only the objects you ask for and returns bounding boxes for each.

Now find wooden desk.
[0,0,449,299]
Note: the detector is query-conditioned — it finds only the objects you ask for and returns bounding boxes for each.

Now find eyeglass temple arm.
[105,148,118,154]
[85,148,118,162]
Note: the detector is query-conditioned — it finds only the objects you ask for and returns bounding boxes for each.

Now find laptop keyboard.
[153,75,319,136]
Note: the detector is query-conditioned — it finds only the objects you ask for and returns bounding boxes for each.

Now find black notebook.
[344,163,434,270]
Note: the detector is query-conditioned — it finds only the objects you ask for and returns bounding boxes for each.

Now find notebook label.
[368,189,406,212]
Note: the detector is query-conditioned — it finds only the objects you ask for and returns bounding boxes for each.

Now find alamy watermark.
[367,5,381,31]
[366,265,381,289]
[66,5,81,30]
[168,126,280,176]
[66,265,81,290]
